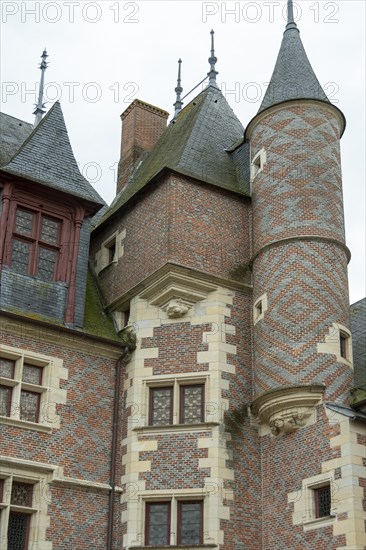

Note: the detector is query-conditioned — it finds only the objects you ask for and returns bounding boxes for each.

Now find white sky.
[1,0,365,304]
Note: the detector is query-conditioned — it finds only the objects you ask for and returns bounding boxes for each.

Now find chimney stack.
[117,99,169,193]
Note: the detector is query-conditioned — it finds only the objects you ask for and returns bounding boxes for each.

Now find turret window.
[251,148,267,181]
[339,332,348,359]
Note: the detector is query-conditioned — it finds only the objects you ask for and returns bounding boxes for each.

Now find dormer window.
[11,207,62,281]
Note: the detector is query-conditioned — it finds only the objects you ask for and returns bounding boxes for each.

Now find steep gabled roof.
[258,23,329,113]
[1,102,104,210]
[98,85,247,226]
[0,113,33,166]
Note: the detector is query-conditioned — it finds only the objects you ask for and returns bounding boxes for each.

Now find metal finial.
[33,48,49,125]
[173,58,183,118]
[207,29,218,87]
[285,0,298,31]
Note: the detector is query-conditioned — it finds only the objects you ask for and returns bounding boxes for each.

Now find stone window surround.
[0,461,54,550]
[145,499,203,546]
[136,373,211,429]
[129,490,214,548]
[250,147,267,182]
[0,344,67,432]
[95,228,126,274]
[253,292,268,325]
[317,322,353,367]
[289,471,336,531]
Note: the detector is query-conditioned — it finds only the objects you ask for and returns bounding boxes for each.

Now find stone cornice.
[252,235,351,264]
[107,262,252,312]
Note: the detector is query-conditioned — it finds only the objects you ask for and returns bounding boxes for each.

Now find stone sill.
[0,415,53,433]
[303,515,335,531]
[133,422,220,434]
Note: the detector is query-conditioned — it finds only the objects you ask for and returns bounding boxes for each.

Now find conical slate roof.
[258,23,329,113]
[1,102,104,210]
[100,85,247,225]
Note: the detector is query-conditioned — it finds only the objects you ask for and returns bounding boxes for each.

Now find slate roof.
[1,102,104,211]
[258,24,329,113]
[97,85,248,227]
[0,113,33,166]
[350,298,366,386]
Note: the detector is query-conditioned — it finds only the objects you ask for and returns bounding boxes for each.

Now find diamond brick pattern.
[251,106,346,255]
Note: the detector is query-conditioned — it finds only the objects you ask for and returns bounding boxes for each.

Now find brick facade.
[1,8,365,550]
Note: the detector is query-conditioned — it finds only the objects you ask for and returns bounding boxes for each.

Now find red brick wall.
[261,407,346,550]
[92,174,251,308]
[1,325,123,548]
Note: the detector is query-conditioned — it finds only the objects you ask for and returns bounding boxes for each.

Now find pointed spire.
[173,59,183,118]
[33,48,49,126]
[285,0,298,31]
[257,0,329,113]
[207,30,218,87]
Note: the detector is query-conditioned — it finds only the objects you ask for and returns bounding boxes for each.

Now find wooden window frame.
[177,500,203,545]
[145,501,171,546]
[10,206,62,280]
[179,384,204,424]
[149,387,173,426]
[314,484,331,519]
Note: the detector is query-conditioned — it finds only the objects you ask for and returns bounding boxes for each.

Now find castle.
[0,1,365,549]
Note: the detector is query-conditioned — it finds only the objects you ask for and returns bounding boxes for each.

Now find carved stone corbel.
[251,385,325,436]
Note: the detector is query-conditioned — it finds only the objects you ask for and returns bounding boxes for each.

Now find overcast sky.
[1,0,365,303]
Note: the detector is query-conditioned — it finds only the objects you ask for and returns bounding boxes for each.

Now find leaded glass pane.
[11,240,31,274]
[38,247,57,280]
[147,503,170,545]
[315,485,331,517]
[8,512,30,550]
[179,502,202,544]
[0,385,12,416]
[20,391,39,422]
[150,387,172,425]
[22,364,42,385]
[14,209,34,236]
[0,357,15,378]
[182,385,203,423]
[11,483,33,506]
[40,217,60,245]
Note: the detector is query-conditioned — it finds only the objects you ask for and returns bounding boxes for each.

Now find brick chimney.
[117,99,169,193]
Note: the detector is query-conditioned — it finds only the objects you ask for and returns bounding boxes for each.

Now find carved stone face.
[166,300,189,318]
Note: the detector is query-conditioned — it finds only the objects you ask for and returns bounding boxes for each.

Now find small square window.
[314,485,331,518]
[11,482,33,507]
[0,357,15,379]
